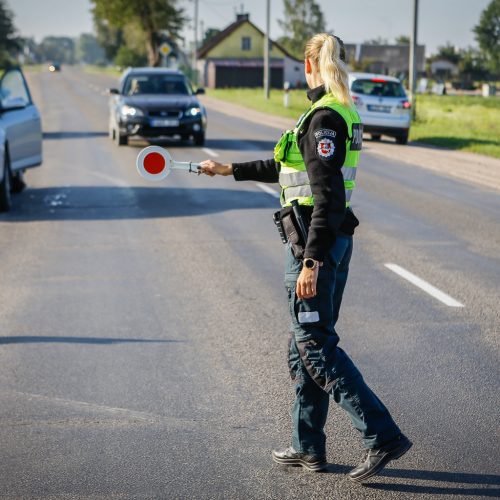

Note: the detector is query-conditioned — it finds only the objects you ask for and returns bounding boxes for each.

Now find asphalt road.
[0,67,498,500]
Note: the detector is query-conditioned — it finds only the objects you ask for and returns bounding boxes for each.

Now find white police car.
[349,73,411,144]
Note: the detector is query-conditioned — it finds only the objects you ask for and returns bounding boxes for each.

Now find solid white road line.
[202,147,219,157]
[256,182,280,199]
[385,263,464,308]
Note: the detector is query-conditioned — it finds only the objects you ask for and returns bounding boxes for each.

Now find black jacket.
[232,85,359,261]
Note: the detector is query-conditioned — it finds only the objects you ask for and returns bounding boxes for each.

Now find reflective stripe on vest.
[275,93,362,208]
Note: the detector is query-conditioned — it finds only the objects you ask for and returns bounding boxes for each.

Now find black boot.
[272,447,327,472]
[348,434,412,483]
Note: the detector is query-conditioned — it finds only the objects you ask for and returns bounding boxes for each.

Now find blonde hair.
[305,33,352,107]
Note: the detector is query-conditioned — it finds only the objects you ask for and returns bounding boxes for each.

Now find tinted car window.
[123,74,192,96]
[0,69,31,104]
[351,79,406,98]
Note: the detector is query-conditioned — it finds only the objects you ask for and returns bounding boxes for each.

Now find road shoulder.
[200,95,500,192]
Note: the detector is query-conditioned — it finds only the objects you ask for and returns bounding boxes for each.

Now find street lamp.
[409,0,419,120]
[264,0,271,99]
[192,0,199,84]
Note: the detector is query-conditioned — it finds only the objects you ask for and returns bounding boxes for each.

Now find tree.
[395,35,410,45]
[90,0,185,67]
[0,0,20,65]
[473,0,500,76]
[458,47,489,82]
[76,33,106,65]
[38,36,75,64]
[201,28,221,48]
[114,46,147,68]
[433,43,461,64]
[277,0,326,59]
[94,17,124,62]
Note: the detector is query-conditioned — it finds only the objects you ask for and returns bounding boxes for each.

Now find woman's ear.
[305,58,312,74]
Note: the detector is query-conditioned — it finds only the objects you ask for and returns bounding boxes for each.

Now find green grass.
[82,64,122,78]
[207,88,500,158]
[208,88,309,120]
[411,95,500,158]
[22,64,46,73]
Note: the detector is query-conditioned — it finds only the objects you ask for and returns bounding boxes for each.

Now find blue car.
[108,67,207,146]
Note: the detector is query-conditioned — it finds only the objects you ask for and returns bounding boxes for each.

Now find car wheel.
[396,132,409,145]
[11,170,26,194]
[0,154,12,212]
[115,129,128,146]
[371,134,381,141]
[193,133,205,146]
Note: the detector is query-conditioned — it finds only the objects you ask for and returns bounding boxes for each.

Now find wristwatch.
[303,258,323,269]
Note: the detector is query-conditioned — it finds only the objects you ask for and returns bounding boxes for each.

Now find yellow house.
[197,14,305,89]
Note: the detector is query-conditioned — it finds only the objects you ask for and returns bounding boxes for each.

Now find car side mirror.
[109,88,120,95]
[0,96,27,112]
[195,88,205,95]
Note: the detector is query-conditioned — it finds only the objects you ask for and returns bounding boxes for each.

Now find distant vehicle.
[108,67,207,146]
[48,62,61,72]
[0,67,43,212]
[349,73,411,145]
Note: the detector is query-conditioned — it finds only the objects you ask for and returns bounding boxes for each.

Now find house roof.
[197,16,302,62]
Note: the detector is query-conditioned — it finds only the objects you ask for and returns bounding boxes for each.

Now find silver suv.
[0,67,42,211]
[349,73,411,144]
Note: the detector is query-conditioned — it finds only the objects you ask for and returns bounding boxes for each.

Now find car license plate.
[150,118,179,127]
[367,105,391,113]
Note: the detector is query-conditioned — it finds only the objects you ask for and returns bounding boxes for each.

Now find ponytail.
[305,33,352,107]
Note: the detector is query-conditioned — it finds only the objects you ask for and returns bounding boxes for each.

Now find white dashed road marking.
[385,263,464,308]
[256,182,280,199]
[202,147,219,157]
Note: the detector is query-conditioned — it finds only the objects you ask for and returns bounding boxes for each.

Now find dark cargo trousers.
[285,235,401,456]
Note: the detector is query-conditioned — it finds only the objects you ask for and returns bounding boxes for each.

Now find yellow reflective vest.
[274,93,363,208]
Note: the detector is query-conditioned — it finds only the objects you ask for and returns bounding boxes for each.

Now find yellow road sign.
[159,43,172,56]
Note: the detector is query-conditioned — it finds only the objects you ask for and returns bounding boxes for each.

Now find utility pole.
[409,0,419,120]
[264,0,270,99]
[192,0,199,84]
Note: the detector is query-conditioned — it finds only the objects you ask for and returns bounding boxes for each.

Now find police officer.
[200,33,411,483]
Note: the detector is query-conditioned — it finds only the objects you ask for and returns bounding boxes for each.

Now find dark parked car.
[108,68,207,146]
[0,67,42,212]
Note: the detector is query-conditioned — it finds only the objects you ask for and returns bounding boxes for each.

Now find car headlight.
[185,107,202,117]
[120,105,143,117]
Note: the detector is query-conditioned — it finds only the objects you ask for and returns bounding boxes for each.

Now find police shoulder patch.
[316,131,336,160]
[314,128,336,139]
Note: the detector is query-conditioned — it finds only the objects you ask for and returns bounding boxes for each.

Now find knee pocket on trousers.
[286,281,334,334]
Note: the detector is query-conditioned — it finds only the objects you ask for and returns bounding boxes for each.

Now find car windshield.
[123,74,192,96]
[351,79,406,98]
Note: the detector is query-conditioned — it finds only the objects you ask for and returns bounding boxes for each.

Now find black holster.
[273,203,311,260]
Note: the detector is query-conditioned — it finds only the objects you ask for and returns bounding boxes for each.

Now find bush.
[114,46,147,68]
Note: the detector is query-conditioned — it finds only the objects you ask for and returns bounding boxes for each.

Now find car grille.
[148,110,183,118]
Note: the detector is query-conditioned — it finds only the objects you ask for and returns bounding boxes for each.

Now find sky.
[11,0,491,56]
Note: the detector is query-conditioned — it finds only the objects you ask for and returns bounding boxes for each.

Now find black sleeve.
[232,158,279,183]
[298,109,348,261]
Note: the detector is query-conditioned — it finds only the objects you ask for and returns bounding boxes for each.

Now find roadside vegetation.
[411,95,500,158]
[207,88,500,158]
[82,64,121,77]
